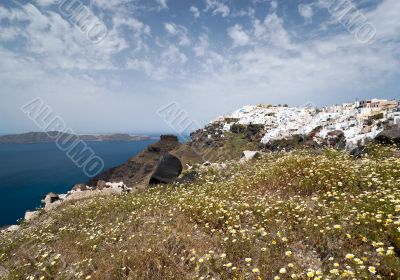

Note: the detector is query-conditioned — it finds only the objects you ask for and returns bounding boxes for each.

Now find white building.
[215,99,399,149]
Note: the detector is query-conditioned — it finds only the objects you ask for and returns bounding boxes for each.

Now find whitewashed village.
[211,98,400,150]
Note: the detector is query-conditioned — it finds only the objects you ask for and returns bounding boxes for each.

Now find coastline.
[0,134,188,232]
[0,139,157,229]
[0,132,151,144]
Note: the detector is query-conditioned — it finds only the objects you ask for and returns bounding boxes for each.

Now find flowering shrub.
[1,146,400,279]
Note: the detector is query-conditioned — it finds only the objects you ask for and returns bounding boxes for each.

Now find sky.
[0,0,399,134]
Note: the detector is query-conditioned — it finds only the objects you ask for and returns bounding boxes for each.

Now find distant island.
[0,131,151,144]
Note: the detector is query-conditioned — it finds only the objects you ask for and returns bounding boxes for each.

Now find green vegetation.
[1,145,400,279]
[221,132,259,160]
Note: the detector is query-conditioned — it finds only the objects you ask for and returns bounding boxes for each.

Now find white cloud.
[366,0,400,40]
[298,4,313,20]
[34,0,58,7]
[164,22,177,35]
[270,1,278,11]
[205,0,230,17]
[228,24,250,46]
[183,3,400,113]
[164,22,190,46]
[162,45,187,64]
[127,41,189,80]
[232,8,256,18]
[126,58,156,77]
[0,2,152,71]
[190,6,200,18]
[113,17,151,36]
[253,13,293,49]
[1,0,399,134]
[0,5,25,21]
[89,0,132,11]
[0,27,20,41]
[194,33,210,57]
[157,0,168,10]
[0,46,178,134]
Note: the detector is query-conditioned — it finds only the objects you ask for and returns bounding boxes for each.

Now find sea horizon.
[0,139,157,227]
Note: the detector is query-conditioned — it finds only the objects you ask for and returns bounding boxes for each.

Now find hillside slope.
[212,99,399,150]
[1,145,400,279]
[86,135,182,188]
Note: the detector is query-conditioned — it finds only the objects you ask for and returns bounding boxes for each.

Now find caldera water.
[0,140,156,227]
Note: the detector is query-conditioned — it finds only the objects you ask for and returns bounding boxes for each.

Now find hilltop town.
[211,98,399,150]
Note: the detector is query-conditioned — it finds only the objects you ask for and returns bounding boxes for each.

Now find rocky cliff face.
[87,135,181,188]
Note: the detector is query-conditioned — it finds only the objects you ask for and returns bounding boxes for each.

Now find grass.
[220,132,259,160]
[1,144,400,279]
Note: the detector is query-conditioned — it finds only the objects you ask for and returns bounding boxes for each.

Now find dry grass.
[1,144,400,279]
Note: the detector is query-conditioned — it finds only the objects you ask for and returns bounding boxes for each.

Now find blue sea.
[0,140,156,227]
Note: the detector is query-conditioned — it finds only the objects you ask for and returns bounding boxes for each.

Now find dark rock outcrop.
[375,127,400,145]
[263,135,324,152]
[175,171,199,184]
[160,135,179,142]
[149,154,183,185]
[264,135,306,151]
[301,140,321,149]
[326,130,346,149]
[230,124,265,142]
[190,124,225,149]
[87,135,181,188]
[244,124,266,142]
[350,146,366,158]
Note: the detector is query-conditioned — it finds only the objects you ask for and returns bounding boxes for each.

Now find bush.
[230,124,246,134]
